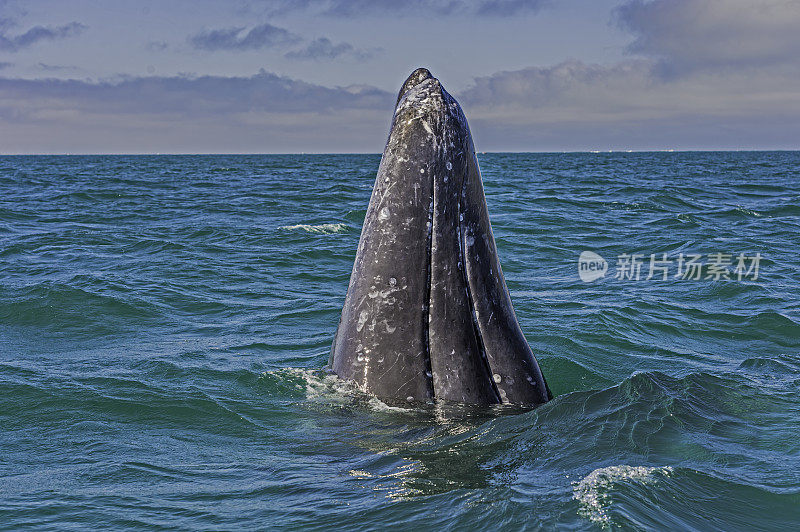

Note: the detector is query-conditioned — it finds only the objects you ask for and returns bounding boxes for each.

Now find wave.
[2,153,798,530]
[573,465,674,526]
[278,223,348,234]
[0,281,159,334]
[2,359,798,528]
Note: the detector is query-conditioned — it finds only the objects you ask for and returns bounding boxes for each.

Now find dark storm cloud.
[614,0,800,75]
[189,22,301,51]
[249,0,547,17]
[284,37,373,61]
[0,21,86,52]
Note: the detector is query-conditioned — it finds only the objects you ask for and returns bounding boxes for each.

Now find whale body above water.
[329,68,551,407]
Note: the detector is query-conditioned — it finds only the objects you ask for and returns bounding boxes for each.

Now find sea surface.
[1,152,799,530]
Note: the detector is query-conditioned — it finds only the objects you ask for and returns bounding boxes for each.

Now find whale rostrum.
[329,68,551,407]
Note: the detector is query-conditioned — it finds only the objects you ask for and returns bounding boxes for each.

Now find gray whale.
[329,68,551,407]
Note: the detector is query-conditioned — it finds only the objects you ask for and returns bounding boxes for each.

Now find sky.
[0,0,799,153]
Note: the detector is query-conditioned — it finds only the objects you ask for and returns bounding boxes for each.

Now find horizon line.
[1,149,799,156]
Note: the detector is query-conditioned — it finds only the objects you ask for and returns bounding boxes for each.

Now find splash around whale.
[329,68,551,407]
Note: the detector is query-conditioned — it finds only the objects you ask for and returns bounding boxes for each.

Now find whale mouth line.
[420,144,501,404]
[457,185,503,404]
[422,152,435,401]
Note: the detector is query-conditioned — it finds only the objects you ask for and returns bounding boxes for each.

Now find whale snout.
[396,67,434,105]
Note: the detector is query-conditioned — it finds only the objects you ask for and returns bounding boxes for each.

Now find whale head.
[329,69,551,407]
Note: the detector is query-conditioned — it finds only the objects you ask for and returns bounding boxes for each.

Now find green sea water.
[1,152,799,530]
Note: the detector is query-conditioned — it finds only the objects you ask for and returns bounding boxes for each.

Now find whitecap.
[573,464,673,526]
[279,223,347,234]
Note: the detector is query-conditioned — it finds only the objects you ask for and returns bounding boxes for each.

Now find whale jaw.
[330,69,551,407]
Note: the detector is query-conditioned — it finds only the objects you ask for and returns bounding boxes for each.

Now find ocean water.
[1,152,799,530]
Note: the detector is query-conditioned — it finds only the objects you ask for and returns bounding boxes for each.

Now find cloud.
[189,23,301,51]
[0,17,14,33]
[37,63,82,72]
[457,57,800,150]
[3,57,797,154]
[248,0,547,17]
[475,0,548,16]
[0,70,390,116]
[0,61,12,69]
[188,22,374,62]
[285,37,374,61]
[145,40,168,52]
[0,70,393,153]
[448,0,800,150]
[0,21,86,52]
[615,0,800,75]
[2,0,798,152]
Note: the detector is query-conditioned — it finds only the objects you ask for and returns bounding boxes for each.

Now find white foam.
[279,223,347,234]
[573,465,673,526]
[367,396,414,413]
[266,367,415,414]
[290,368,354,400]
